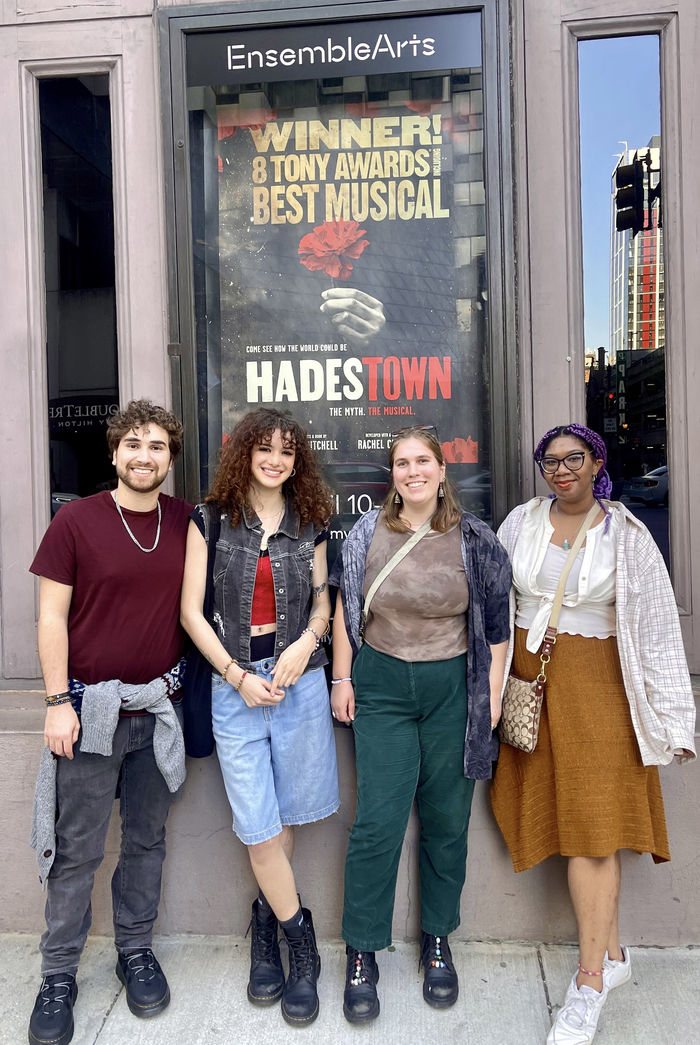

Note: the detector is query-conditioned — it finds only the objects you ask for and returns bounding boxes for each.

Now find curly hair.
[106,399,183,458]
[206,408,334,527]
[382,427,462,533]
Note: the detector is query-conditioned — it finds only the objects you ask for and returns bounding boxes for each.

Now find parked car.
[455,470,491,520]
[623,465,669,506]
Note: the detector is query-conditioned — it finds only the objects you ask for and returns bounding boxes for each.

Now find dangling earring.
[438,481,445,499]
[592,473,597,485]
[290,468,296,477]
[393,490,401,504]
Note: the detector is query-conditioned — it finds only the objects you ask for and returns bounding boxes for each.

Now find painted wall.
[2,693,699,943]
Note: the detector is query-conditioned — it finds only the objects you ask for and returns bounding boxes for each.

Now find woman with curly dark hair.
[181,408,339,1027]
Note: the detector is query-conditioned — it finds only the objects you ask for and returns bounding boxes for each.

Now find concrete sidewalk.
[3,934,699,1044]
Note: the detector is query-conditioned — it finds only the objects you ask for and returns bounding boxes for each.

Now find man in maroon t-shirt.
[28,400,192,1045]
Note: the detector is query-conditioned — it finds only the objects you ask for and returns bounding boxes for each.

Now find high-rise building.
[610,135,663,356]
[608,136,665,470]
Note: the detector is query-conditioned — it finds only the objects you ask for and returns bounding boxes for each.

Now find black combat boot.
[419,931,459,1008]
[343,946,380,1023]
[28,974,78,1045]
[115,949,170,1017]
[247,897,285,1006]
[280,907,321,1026]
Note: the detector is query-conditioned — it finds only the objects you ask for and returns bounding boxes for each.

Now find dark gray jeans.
[40,700,182,975]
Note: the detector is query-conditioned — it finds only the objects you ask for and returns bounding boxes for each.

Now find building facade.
[611,139,664,359]
[1,0,698,944]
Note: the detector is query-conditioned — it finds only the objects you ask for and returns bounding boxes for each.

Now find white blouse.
[512,498,619,651]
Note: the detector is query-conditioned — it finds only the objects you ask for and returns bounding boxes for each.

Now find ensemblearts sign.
[186,13,481,85]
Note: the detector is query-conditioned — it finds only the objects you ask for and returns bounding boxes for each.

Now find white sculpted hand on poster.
[188,13,489,526]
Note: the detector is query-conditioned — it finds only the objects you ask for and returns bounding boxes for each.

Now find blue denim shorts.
[211,660,340,845]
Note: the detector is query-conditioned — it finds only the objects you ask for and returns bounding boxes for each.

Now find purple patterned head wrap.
[534,423,613,501]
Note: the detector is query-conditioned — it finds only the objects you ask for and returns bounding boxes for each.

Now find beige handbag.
[498,503,600,753]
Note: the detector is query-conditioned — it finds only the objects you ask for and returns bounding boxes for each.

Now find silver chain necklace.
[114,495,162,553]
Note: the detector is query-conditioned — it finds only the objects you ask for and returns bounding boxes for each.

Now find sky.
[578,35,661,352]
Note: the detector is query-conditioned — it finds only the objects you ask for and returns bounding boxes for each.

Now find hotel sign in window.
[186,12,491,531]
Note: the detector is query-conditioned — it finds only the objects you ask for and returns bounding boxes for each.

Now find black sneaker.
[116,949,170,1018]
[343,946,380,1023]
[281,908,321,1026]
[28,973,77,1045]
[419,932,459,1008]
[247,899,285,1006]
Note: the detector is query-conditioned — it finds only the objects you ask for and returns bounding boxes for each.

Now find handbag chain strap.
[534,501,601,694]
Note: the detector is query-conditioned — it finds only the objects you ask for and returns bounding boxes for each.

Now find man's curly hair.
[206,408,334,527]
[106,399,183,457]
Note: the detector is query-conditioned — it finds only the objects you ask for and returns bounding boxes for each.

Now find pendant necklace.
[555,500,589,551]
[114,494,161,553]
[257,502,285,554]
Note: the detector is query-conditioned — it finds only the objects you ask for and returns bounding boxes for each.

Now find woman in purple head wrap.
[490,422,696,1045]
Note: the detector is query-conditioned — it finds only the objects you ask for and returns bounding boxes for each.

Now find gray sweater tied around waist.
[31,673,186,887]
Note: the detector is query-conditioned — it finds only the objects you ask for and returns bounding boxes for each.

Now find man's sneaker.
[116,949,170,1018]
[419,932,459,1008]
[343,946,380,1023]
[28,973,77,1045]
[603,946,631,990]
[281,908,321,1026]
[247,898,285,1006]
[546,974,608,1045]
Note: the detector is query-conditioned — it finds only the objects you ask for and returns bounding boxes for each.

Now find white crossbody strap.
[360,520,432,636]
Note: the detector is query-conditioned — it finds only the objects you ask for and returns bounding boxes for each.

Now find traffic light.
[615,157,645,235]
[649,173,663,229]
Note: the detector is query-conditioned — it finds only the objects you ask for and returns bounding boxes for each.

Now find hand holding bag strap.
[360,519,432,637]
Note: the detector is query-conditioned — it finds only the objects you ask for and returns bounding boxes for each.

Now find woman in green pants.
[331,426,511,1022]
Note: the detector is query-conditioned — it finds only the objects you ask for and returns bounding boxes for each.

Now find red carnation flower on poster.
[298,220,369,281]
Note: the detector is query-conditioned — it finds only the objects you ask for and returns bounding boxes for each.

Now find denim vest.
[206,500,328,673]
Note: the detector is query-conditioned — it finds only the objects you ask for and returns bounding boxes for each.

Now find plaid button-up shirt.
[498,497,697,766]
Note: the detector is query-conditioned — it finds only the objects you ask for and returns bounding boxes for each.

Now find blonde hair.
[382,428,461,533]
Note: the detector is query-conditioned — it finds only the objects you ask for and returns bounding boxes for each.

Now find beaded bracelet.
[232,669,248,692]
[577,962,603,977]
[45,691,72,707]
[301,626,321,650]
[331,677,352,685]
[222,657,237,682]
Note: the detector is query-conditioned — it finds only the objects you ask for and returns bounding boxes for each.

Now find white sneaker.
[546,973,608,1044]
[603,946,631,990]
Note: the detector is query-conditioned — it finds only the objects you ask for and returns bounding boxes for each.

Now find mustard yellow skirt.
[490,627,670,872]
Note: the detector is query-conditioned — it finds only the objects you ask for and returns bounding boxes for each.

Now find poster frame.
[158,0,520,524]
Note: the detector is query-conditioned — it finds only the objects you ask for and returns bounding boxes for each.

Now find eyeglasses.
[391,424,439,442]
[539,451,594,474]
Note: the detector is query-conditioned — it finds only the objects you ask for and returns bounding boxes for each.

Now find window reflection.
[578,36,667,564]
[40,76,119,512]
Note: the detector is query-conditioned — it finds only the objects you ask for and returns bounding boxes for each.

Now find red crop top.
[251,550,276,625]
